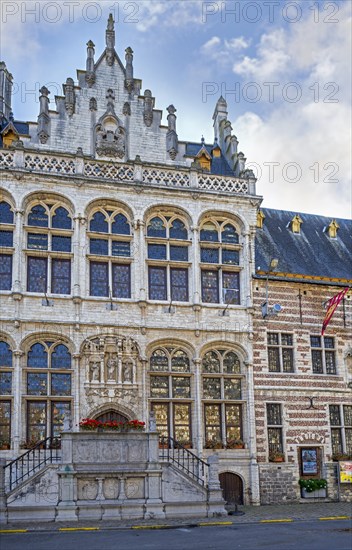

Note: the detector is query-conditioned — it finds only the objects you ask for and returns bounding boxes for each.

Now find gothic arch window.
[25,200,73,295]
[88,207,132,299]
[199,218,241,305]
[202,348,243,447]
[146,214,190,302]
[149,346,193,445]
[24,340,72,443]
[0,340,13,448]
[0,200,15,291]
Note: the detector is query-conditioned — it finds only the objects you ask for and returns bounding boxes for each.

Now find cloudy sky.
[1,0,351,218]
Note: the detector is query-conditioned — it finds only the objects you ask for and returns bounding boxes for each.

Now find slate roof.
[255,208,352,282]
[185,142,234,177]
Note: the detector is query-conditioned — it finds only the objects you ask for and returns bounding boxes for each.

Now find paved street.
[1,520,351,550]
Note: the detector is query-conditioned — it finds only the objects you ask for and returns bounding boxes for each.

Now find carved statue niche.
[95,89,126,159]
[89,359,101,382]
[106,353,117,381]
[123,359,133,383]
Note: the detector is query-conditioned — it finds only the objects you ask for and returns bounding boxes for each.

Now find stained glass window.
[222,249,239,265]
[170,219,187,240]
[51,345,71,369]
[0,230,13,247]
[267,403,283,455]
[51,402,71,437]
[28,205,48,227]
[148,244,167,260]
[223,272,240,304]
[90,261,108,297]
[0,254,12,290]
[27,372,47,395]
[151,402,169,438]
[112,264,130,298]
[27,257,47,293]
[170,268,188,302]
[171,351,190,372]
[0,372,12,395]
[51,373,71,396]
[52,235,71,252]
[27,401,47,442]
[52,207,71,229]
[202,352,220,373]
[112,213,130,235]
[112,241,130,257]
[200,247,219,264]
[0,342,12,367]
[203,378,221,399]
[170,245,188,262]
[204,404,221,442]
[28,343,47,368]
[174,403,191,442]
[52,259,71,295]
[150,376,169,398]
[147,217,166,238]
[0,202,14,224]
[225,404,242,441]
[150,350,169,372]
[223,352,241,374]
[201,270,218,303]
[90,211,108,233]
[172,377,190,398]
[224,378,241,399]
[200,222,218,242]
[149,266,167,300]
[27,233,48,250]
[90,238,109,255]
[221,224,238,243]
[0,401,11,445]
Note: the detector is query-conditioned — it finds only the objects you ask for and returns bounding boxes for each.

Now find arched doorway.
[95,410,129,423]
[219,472,243,505]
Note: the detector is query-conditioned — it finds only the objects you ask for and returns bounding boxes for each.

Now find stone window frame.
[266,402,284,460]
[199,217,242,306]
[0,200,15,291]
[24,200,73,296]
[267,332,294,373]
[87,207,133,300]
[148,346,193,445]
[146,214,191,303]
[22,340,73,444]
[310,335,337,375]
[201,348,245,447]
[329,404,352,456]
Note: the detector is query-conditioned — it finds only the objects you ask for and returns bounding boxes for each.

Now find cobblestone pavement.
[1,501,351,532]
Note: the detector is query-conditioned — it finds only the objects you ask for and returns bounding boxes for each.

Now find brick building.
[0,17,351,507]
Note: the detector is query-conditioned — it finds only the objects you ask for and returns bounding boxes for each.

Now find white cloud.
[201,36,221,54]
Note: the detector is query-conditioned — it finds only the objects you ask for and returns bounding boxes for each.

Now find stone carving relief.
[83,335,140,407]
[126,478,144,499]
[78,479,98,500]
[95,90,126,159]
[103,478,120,499]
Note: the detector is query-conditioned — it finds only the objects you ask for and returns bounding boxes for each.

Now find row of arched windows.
[0,199,242,305]
[0,339,245,448]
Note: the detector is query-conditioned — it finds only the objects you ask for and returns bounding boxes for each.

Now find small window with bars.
[267,333,294,373]
[310,336,336,375]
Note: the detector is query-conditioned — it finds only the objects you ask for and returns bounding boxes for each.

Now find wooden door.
[219,472,243,505]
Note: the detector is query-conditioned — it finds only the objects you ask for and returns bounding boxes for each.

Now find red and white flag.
[321,287,349,335]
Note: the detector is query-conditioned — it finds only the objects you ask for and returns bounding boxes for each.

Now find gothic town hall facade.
[0,17,351,507]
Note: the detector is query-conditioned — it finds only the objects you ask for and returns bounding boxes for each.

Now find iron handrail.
[159,435,208,488]
[4,436,61,492]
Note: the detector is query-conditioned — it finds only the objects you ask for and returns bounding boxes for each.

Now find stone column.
[141,359,148,425]
[245,361,260,505]
[193,358,203,455]
[12,350,23,454]
[72,354,80,431]
[207,454,226,516]
[136,219,145,302]
[56,465,77,521]
[13,210,24,296]
[191,226,200,305]
[72,216,81,300]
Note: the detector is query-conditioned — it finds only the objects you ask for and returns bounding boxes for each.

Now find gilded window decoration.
[146,215,190,302]
[200,218,241,305]
[202,349,243,446]
[88,208,132,299]
[149,347,192,444]
[0,201,14,291]
[25,201,73,295]
[24,341,72,443]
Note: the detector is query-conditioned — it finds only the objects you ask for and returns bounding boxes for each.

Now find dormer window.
[325,220,339,239]
[288,214,303,234]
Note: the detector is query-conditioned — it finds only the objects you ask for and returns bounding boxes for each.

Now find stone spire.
[85,40,96,86]
[143,90,153,127]
[125,47,134,93]
[37,86,50,144]
[64,78,75,116]
[105,14,115,66]
[166,105,178,160]
[0,62,13,122]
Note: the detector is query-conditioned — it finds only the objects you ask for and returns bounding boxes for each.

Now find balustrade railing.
[159,435,208,488]
[4,436,61,493]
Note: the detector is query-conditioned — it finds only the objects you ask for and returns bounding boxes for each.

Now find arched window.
[0,341,13,448]
[202,349,243,448]
[149,347,192,445]
[88,208,132,299]
[200,218,241,305]
[0,201,15,291]
[25,340,72,443]
[26,201,73,295]
[146,214,189,302]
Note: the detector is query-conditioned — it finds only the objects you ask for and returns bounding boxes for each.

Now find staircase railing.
[159,435,208,488]
[4,436,61,492]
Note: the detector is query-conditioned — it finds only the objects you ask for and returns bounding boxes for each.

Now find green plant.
[205,439,224,449]
[226,438,244,449]
[269,451,285,461]
[299,478,327,492]
[0,439,10,449]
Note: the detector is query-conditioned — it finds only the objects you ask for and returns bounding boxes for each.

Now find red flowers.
[79,418,145,431]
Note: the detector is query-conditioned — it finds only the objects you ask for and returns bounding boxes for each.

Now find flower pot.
[301,488,327,499]
[270,457,284,462]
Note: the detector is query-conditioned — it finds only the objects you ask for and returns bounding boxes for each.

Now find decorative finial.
[201,135,205,145]
[107,13,114,31]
